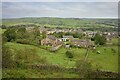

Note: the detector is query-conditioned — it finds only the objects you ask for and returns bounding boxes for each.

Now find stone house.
[103,32,117,43]
[71,39,94,48]
[41,35,62,47]
[46,30,55,34]
[84,31,97,38]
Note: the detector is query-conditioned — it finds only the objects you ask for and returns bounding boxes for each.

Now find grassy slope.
[3,42,80,78]
[5,42,118,72]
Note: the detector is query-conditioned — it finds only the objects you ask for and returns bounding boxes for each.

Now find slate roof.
[47,35,57,40]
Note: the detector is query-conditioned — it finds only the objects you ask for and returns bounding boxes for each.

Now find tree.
[99,35,106,45]
[3,28,17,42]
[53,32,65,38]
[17,27,27,39]
[33,27,40,39]
[94,33,106,45]
[42,31,46,39]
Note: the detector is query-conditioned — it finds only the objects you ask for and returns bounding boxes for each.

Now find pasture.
[5,42,118,72]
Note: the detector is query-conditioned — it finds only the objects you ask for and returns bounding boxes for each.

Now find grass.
[2,68,79,78]
[88,45,118,72]
[0,69,2,79]
[2,22,32,26]
[111,38,118,45]
[5,42,118,73]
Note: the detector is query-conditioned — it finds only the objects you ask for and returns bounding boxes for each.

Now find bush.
[111,48,116,53]
[94,33,107,45]
[66,51,74,58]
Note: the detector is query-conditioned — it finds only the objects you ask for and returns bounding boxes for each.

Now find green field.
[5,42,118,72]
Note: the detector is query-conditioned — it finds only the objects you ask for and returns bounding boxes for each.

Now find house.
[84,31,97,38]
[46,30,55,34]
[62,36,74,41]
[71,39,94,48]
[103,32,113,43]
[39,27,48,33]
[41,35,62,47]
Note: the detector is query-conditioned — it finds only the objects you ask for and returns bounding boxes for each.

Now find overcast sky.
[2,0,120,2]
[2,2,118,18]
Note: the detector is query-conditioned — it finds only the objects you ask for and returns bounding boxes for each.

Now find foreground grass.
[0,69,2,79]
[3,69,79,78]
[5,42,118,72]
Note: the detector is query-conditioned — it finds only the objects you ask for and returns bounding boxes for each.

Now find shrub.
[111,48,116,53]
[66,51,74,58]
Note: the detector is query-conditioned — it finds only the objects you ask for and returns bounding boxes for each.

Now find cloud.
[2,2,118,18]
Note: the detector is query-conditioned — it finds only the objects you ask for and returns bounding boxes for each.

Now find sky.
[1,2,118,19]
[1,0,120,2]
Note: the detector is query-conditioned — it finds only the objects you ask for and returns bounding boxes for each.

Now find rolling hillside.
[2,17,117,28]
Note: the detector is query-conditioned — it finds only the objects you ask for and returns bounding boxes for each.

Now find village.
[26,26,118,52]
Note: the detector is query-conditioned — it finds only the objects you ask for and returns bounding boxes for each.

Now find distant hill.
[2,17,118,28]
